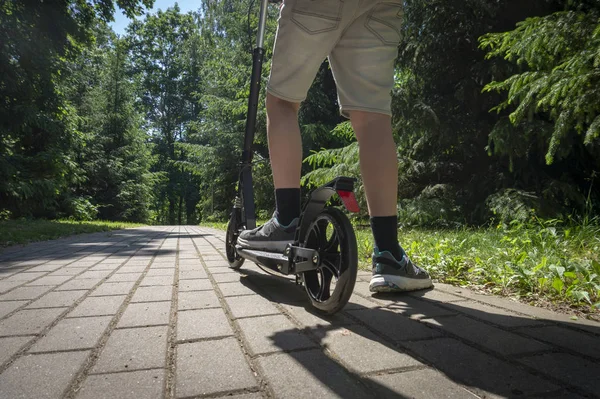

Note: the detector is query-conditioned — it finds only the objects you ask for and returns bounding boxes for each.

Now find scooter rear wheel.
[301,207,357,314]
[226,210,245,270]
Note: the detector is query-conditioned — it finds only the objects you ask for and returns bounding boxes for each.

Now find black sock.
[370,216,404,260]
[275,188,300,226]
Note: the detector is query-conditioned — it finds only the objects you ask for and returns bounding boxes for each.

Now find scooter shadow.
[238,269,600,398]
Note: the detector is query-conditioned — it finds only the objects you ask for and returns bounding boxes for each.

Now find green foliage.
[0,0,152,219]
[481,8,600,165]
[353,219,600,313]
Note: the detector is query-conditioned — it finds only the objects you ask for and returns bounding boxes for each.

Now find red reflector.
[337,190,360,213]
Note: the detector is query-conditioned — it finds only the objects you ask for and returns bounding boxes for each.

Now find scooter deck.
[236,246,288,272]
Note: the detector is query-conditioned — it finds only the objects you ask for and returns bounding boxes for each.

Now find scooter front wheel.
[226,210,245,270]
[301,207,358,314]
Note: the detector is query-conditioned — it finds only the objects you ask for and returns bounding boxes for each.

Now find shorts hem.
[340,105,392,119]
[266,86,306,104]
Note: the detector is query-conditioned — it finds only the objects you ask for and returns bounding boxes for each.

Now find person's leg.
[349,110,432,292]
[238,0,348,251]
[349,111,403,260]
[266,94,302,226]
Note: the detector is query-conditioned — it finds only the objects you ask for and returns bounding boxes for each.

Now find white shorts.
[267,0,404,118]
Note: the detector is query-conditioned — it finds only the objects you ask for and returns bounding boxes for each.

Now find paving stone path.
[0,226,599,398]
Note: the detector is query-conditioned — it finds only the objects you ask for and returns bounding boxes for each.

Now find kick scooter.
[225,0,359,314]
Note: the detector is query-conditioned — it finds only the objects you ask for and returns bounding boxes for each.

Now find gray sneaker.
[237,215,298,252]
[369,248,433,292]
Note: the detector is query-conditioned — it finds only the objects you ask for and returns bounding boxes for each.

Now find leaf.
[549,265,565,277]
[571,290,591,305]
[563,271,577,279]
[552,277,564,293]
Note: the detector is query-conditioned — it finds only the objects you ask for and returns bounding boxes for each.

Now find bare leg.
[266,93,302,189]
[349,111,398,217]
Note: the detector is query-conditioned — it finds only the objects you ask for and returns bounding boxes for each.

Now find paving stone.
[378,295,459,320]
[236,314,316,355]
[260,281,309,303]
[225,295,280,319]
[369,368,481,398]
[26,290,87,309]
[421,315,550,355]
[441,300,543,328]
[146,268,176,277]
[347,307,441,341]
[149,263,176,269]
[3,272,47,282]
[178,290,220,310]
[343,294,383,310]
[24,264,62,273]
[519,353,600,395]
[282,303,355,329]
[88,263,122,271]
[179,279,213,291]
[407,287,470,303]
[177,308,232,341]
[106,272,142,282]
[25,275,72,286]
[352,281,374,297]
[55,278,103,291]
[117,265,147,273]
[179,269,207,279]
[257,349,367,398]
[92,325,168,373]
[139,275,174,286]
[404,338,558,397]
[218,282,256,297]
[91,281,136,296]
[46,268,84,277]
[70,261,100,268]
[0,308,66,336]
[0,300,27,318]
[0,351,89,399]
[0,280,22,293]
[519,326,600,359]
[77,270,112,279]
[176,337,256,397]
[213,273,241,283]
[69,295,126,317]
[130,286,173,302]
[0,336,33,365]
[117,301,171,328]
[76,369,165,399]
[321,325,422,373]
[204,259,229,269]
[216,394,263,399]
[0,285,53,300]
[30,316,112,352]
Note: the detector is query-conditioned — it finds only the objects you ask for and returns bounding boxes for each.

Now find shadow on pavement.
[0,229,213,268]
[239,268,600,398]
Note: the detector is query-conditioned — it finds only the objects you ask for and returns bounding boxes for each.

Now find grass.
[204,216,600,317]
[0,219,145,248]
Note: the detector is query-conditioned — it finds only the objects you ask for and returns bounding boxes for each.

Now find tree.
[0,0,152,219]
[128,6,200,224]
[480,3,600,218]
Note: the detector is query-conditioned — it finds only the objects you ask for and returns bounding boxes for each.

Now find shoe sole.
[369,274,433,293]
[236,237,292,253]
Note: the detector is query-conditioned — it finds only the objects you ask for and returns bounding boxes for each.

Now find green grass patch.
[0,219,145,248]
[356,219,600,314]
[204,217,600,314]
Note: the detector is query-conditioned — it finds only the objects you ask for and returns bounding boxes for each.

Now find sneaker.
[236,215,298,252]
[369,248,433,292]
